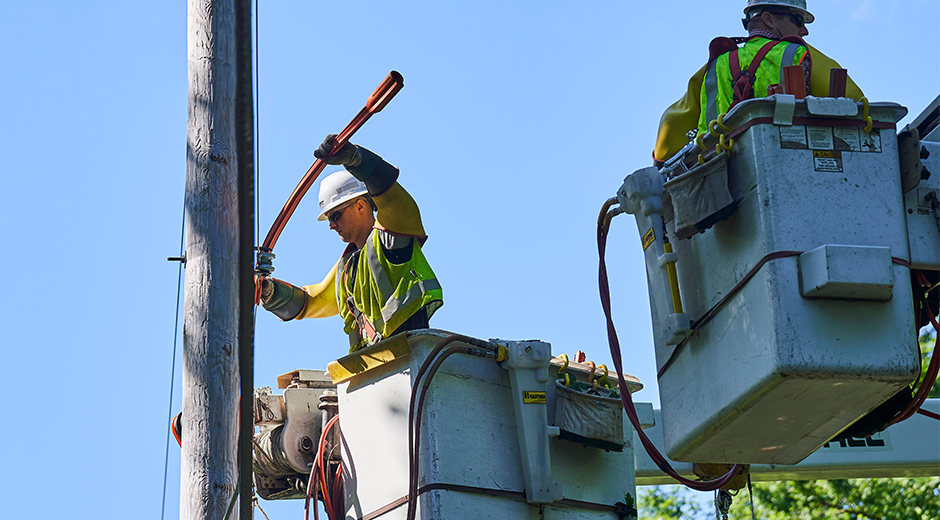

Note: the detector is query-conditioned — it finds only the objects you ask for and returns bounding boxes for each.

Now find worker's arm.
[315,135,427,239]
[372,183,426,239]
[654,64,707,165]
[260,261,341,320]
[805,43,864,100]
[297,260,341,319]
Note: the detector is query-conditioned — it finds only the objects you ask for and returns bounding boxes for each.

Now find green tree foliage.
[639,478,940,520]
[919,327,938,398]
[729,478,940,520]
[638,485,705,520]
[639,329,938,519]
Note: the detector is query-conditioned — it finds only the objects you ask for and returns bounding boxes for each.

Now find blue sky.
[1,1,937,519]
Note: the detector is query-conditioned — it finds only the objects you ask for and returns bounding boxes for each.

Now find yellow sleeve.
[654,64,707,163]
[805,44,864,100]
[372,183,427,239]
[297,259,341,319]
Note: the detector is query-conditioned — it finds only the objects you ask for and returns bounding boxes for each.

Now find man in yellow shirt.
[653,0,864,166]
[261,136,443,352]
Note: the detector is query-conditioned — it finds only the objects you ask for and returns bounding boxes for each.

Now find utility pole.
[183,0,240,518]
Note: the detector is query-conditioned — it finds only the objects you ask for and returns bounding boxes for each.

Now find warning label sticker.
[779,126,808,149]
[833,127,861,151]
[523,391,546,404]
[861,128,882,153]
[807,126,834,150]
[813,150,843,172]
[642,228,655,250]
[778,125,881,153]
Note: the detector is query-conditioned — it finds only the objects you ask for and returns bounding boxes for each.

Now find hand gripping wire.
[252,72,404,303]
[258,71,404,255]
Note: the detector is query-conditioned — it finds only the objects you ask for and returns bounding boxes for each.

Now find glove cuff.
[262,279,307,321]
[348,146,399,196]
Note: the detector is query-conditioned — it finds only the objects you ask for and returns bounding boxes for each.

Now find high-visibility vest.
[336,229,443,352]
[698,37,807,134]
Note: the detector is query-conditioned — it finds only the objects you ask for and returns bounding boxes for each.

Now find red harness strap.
[729,40,779,109]
[342,254,381,345]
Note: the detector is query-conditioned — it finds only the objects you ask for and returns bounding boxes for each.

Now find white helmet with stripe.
[745,0,814,23]
[317,170,367,221]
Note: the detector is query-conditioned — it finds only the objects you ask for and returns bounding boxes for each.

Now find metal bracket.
[772,94,796,126]
[496,339,563,505]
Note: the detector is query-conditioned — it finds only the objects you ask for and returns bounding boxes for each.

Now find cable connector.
[256,251,275,276]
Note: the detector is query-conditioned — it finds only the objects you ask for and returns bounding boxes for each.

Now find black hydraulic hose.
[407,346,468,520]
[597,198,743,492]
[406,335,499,520]
[406,334,463,514]
[890,273,940,425]
[406,333,498,483]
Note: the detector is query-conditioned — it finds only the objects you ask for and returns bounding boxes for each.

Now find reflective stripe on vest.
[698,38,806,135]
[336,247,386,346]
[366,238,395,303]
[337,229,443,352]
[778,42,802,85]
[703,58,720,131]
[380,278,442,323]
[365,236,441,323]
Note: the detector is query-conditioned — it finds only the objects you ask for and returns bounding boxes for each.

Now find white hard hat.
[317,170,367,221]
[745,0,814,23]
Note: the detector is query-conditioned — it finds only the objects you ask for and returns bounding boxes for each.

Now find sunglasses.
[328,202,355,223]
[769,10,805,28]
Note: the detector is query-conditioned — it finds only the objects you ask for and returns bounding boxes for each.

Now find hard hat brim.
[745,1,814,23]
[317,193,364,221]
[317,170,368,221]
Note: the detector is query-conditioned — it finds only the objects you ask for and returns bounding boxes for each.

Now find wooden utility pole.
[183,0,240,518]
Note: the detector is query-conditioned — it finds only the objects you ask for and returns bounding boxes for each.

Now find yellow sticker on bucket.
[642,228,655,250]
[523,391,546,404]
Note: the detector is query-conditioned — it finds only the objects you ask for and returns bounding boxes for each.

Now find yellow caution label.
[642,228,655,250]
[523,391,546,404]
[813,150,843,172]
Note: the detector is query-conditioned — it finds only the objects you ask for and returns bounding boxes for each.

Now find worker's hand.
[259,277,305,321]
[260,276,275,304]
[314,134,362,167]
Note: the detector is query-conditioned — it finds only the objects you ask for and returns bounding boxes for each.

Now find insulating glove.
[315,134,387,187]
[261,277,307,321]
[260,277,276,303]
[314,134,362,167]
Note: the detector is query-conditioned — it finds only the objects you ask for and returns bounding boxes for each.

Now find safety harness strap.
[729,40,779,108]
[341,249,384,347]
[347,295,381,344]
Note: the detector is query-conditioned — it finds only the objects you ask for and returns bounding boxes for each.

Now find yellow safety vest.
[336,229,443,352]
[698,37,807,134]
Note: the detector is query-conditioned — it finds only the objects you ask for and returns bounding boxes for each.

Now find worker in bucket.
[260,135,443,353]
[652,0,864,166]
